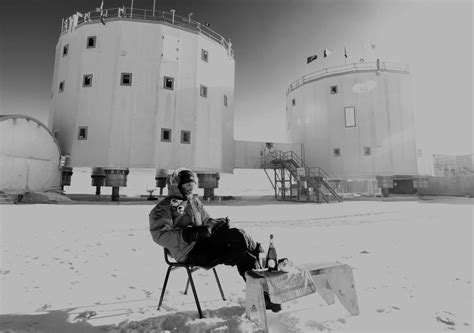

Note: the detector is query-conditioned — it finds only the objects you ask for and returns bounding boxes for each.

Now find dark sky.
[0,0,472,154]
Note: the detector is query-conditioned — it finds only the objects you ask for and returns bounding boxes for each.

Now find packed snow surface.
[0,170,472,332]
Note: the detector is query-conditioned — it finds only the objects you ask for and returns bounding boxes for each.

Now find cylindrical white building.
[286,61,418,193]
[49,7,235,198]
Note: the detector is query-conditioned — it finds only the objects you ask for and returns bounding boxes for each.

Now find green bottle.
[266,234,278,272]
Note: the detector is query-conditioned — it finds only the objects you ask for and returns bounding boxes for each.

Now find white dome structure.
[0,115,61,194]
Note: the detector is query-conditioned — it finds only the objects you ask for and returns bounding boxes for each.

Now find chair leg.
[157,266,173,311]
[184,267,199,295]
[184,277,190,295]
[213,268,226,301]
[185,267,203,318]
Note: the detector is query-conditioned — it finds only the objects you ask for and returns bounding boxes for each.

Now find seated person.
[149,167,281,312]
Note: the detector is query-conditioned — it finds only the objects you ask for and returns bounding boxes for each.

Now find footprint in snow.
[435,311,456,326]
[35,304,51,312]
[74,310,97,321]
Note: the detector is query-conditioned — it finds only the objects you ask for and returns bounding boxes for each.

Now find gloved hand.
[205,217,230,233]
[182,226,211,243]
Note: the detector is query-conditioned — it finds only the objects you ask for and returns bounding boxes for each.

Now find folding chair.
[157,248,226,318]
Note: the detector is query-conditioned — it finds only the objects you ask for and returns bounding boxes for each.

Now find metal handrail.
[61,7,233,58]
[286,61,409,95]
[262,149,343,201]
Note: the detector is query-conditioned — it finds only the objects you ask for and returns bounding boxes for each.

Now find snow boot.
[264,292,282,313]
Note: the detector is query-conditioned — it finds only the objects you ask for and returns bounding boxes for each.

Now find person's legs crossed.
[186,228,282,312]
[186,228,259,279]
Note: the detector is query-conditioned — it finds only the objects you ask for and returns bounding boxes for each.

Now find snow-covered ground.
[0,169,472,332]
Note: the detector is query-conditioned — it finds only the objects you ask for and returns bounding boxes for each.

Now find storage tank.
[285,61,418,193]
[0,115,61,195]
[49,7,235,198]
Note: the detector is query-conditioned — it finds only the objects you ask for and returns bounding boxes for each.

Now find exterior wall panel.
[286,64,418,180]
[51,17,234,172]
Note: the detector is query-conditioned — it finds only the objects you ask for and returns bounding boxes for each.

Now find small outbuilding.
[0,115,61,195]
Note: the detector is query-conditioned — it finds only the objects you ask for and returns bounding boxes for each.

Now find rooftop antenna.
[170,9,175,24]
[152,0,156,16]
[130,0,134,18]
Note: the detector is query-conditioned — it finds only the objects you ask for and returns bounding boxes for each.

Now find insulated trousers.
[186,227,260,280]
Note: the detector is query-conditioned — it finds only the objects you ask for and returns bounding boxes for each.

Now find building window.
[78,126,88,140]
[181,130,191,144]
[201,49,209,62]
[161,128,171,142]
[364,147,371,156]
[292,98,296,106]
[121,73,132,86]
[333,148,341,157]
[344,106,356,127]
[164,76,174,90]
[86,36,96,48]
[62,44,69,56]
[200,85,207,98]
[224,94,228,107]
[330,85,338,94]
[83,74,93,87]
[59,81,65,93]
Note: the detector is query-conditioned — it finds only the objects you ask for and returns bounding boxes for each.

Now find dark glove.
[182,226,211,243]
[205,217,230,233]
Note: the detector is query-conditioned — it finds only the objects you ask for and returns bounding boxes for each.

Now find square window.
[181,130,191,144]
[62,44,69,56]
[164,76,174,90]
[292,98,296,106]
[121,73,132,86]
[333,148,340,157]
[201,49,209,62]
[364,146,371,156]
[59,81,65,93]
[83,74,93,87]
[224,94,228,107]
[161,128,172,142]
[86,36,96,48]
[78,126,88,140]
[200,85,207,98]
[330,85,338,94]
[344,106,356,127]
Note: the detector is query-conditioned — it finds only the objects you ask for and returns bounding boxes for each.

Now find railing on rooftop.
[286,61,409,95]
[61,7,233,58]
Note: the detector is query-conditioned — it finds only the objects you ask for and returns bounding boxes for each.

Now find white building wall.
[286,67,418,179]
[51,19,234,173]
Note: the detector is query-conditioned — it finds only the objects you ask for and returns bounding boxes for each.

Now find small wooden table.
[245,262,359,332]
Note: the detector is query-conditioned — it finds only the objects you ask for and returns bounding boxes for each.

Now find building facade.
[285,61,419,192]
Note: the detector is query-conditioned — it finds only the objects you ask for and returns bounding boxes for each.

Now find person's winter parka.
[149,193,211,262]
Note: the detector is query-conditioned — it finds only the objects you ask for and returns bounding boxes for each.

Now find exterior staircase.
[261,150,343,203]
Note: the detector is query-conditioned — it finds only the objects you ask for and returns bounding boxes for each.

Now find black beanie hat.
[178,169,195,186]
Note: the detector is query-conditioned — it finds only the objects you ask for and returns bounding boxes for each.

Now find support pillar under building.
[155,169,169,196]
[197,173,220,200]
[104,168,129,201]
[60,167,73,190]
[376,176,393,197]
[91,167,105,196]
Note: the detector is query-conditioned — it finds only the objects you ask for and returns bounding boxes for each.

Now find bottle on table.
[266,234,278,272]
